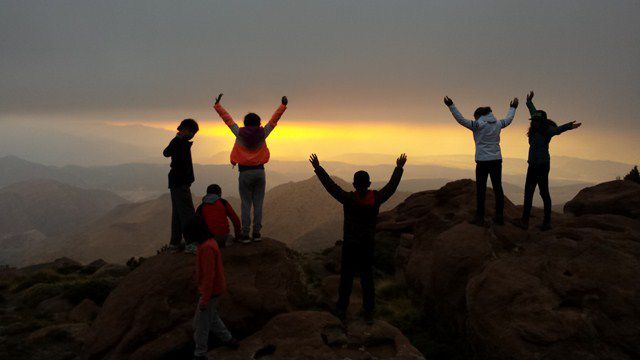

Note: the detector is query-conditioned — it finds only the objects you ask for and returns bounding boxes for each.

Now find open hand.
[309,154,320,169]
[443,96,453,107]
[510,98,519,108]
[526,91,534,102]
[570,121,582,129]
[396,153,407,168]
[214,93,223,105]
[282,96,288,106]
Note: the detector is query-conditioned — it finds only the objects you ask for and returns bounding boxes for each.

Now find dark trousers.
[337,243,375,314]
[475,160,504,219]
[522,163,551,224]
[170,186,195,246]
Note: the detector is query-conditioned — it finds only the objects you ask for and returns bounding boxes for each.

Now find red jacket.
[198,197,241,239]
[214,103,287,166]
[196,239,227,305]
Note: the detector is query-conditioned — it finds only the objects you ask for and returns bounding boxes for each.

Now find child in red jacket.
[213,93,288,243]
[183,217,238,359]
[196,184,243,246]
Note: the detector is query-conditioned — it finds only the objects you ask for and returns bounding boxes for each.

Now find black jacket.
[314,166,403,247]
[163,136,195,188]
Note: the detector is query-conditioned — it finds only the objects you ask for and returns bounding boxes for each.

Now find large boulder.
[466,223,640,359]
[210,311,425,359]
[564,180,640,219]
[82,239,308,360]
[377,179,640,359]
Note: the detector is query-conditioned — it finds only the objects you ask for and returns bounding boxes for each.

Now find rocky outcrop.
[210,311,425,359]
[376,179,640,359]
[564,180,640,219]
[82,239,309,360]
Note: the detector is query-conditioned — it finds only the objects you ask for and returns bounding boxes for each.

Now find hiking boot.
[184,243,197,254]
[239,235,252,244]
[223,338,240,350]
[511,218,529,230]
[252,232,262,242]
[363,311,375,325]
[539,223,552,231]
[469,216,485,227]
[492,216,505,226]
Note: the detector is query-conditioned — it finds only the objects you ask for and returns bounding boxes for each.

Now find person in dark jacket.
[515,91,581,231]
[309,153,406,324]
[163,118,199,252]
[196,184,243,247]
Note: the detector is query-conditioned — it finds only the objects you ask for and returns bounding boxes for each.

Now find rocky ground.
[1,179,638,360]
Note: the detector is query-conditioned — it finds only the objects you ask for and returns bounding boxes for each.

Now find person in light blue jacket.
[444,96,519,226]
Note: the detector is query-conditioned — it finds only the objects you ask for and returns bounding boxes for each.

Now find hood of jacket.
[478,112,497,124]
[202,194,220,204]
[238,126,266,149]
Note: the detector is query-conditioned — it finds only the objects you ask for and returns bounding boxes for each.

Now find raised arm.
[212,93,239,136]
[377,154,406,204]
[526,91,537,117]
[264,96,288,137]
[549,121,581,136]
[444,96,475,130]
[500,98,518,128]
[309,154,348,204]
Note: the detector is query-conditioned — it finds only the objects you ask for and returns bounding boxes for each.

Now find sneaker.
[252,232,262,242]
[223,338,240,350]
[363,311,375,325]
[184,243,197,254]
[469,216,485,227]
[239,235,252,244]
[168,244,182,253]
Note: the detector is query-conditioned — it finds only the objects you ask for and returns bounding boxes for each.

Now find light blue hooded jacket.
[448,105,516,161]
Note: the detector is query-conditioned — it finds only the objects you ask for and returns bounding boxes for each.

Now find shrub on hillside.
[624,166,640,184]
[13,271,64,293]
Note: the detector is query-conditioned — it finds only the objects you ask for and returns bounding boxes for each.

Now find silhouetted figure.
[310,153,406,324]
[163,119,199,253]
[444,96,518,226]
[196,184,242,247]
[213,94,288,243]
[516,91,581,231]
[184,217,239,359]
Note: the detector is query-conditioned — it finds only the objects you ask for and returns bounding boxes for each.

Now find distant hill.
[0,179,127,266]
[0,179,127,237]
[36,194,240,265]
[263,176,409,252]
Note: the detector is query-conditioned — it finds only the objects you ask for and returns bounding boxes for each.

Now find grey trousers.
[238,169,266,236]
[193,296,232,356]
[170,186,195,246]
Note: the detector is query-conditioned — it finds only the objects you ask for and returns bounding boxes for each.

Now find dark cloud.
[1,1,639,130]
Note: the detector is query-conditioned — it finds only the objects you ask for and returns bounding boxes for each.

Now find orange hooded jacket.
[214,103,287,166]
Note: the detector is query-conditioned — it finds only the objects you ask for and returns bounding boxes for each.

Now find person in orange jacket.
[213,93,288,243]
[196,184,243,246]
[184,217,239,359]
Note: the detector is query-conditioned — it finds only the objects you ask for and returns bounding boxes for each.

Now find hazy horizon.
[2,1,639,165]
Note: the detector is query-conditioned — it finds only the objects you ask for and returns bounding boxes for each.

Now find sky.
[1,0,639,165]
